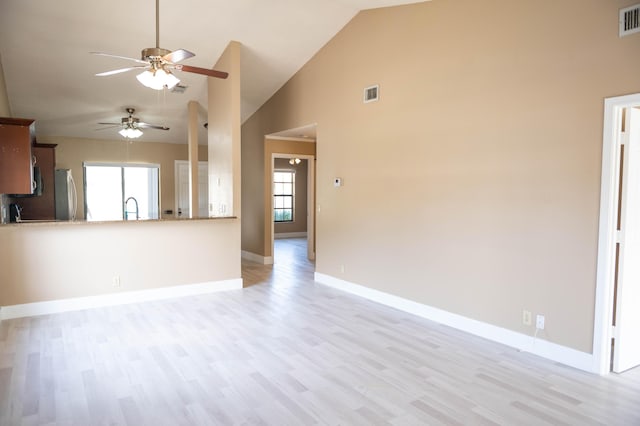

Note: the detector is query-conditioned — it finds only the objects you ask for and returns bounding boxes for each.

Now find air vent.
[620,4,640,37]
[364,85,379,103]
[171,84,188,94]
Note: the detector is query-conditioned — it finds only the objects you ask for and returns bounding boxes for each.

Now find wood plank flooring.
[1,237,639,425]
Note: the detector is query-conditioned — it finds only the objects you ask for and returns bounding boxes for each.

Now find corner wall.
[0,53,12,223]
[208,41,242,218]
[0,53,11,117]
[241,0,640,354]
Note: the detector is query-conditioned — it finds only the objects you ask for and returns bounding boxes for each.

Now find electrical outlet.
[340,264,345,273]
[112,276,121,288]
[536,314,545,330]
[522,310,532,326]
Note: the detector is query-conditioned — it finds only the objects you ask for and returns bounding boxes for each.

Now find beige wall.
[0,219,239,306]
[241,0,640,353]
[42,136,207,219]
[274,157,308,234]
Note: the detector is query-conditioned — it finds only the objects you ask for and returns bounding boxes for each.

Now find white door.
[613,107,640,373]
[175,161,208,218]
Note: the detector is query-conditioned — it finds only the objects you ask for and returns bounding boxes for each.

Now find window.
[84,163,160,221]
[274,170,294,222]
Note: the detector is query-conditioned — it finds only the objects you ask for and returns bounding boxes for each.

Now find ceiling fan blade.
[95,66,147,77]
[90,52,149,65]
[95,125,122,131]
[97,122,122,126]
[163,49,195,64]
[138,122,170,130]
[174,64,228,79]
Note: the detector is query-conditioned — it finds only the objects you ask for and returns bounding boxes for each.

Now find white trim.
[241,250,274,265]
[594,93,640,375]
[315,272,595,373]
[83,161,161,168]
[0,278,243,320]
[275,232,307,239]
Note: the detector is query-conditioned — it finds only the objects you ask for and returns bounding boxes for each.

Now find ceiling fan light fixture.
[136,68,180,90]
[119,127,143,139]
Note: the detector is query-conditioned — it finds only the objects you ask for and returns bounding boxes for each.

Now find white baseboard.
[241,250,274,265]
[0,278,243,320]
[314,272,595,374]
[274,232,307,239]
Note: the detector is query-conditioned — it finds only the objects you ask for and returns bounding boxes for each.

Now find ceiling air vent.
[364,85,379,103]
[620,4,640,37]
[171,84,188,94]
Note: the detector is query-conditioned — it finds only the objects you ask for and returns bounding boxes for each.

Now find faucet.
[124,196,139,220]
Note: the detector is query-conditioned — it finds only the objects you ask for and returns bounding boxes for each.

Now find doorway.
[263,126,317,265]
[594,93,640,375]
[272,156,313,267]
[270,153,315,263]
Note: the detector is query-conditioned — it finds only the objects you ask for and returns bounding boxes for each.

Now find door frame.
[594,92,640,375]
[269,153,316,262]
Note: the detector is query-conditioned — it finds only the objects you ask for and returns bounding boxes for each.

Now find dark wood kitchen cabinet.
[0,117,36,194]
[16,143,57,220]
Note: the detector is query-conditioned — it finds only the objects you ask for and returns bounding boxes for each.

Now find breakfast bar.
[0,217,242,319]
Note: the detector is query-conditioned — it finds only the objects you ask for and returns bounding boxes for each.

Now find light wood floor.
[1,237,639,425]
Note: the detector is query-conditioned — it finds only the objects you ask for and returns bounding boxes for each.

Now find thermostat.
[334,177,342,187]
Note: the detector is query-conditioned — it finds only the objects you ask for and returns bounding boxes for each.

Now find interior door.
[613,107,640,373]
[197,165,209,217]
[175,160,208,218]
[175,161,190,218]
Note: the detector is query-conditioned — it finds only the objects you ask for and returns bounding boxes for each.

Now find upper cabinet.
[0,117,36,194]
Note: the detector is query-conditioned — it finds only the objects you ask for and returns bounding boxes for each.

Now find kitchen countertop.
[1,216,237,227]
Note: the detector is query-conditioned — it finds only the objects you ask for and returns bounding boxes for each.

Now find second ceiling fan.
[92,0,228,90]
[99,108,169,139]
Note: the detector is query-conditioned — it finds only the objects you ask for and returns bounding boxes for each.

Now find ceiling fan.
[91,0,228,90]
[98,107,169,139]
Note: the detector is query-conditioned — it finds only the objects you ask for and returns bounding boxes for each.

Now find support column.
[187,100,199,218]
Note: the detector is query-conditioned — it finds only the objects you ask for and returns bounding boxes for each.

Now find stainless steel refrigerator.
[55,169,77,220]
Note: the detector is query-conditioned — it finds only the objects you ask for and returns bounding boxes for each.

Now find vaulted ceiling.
[0,0,425,144]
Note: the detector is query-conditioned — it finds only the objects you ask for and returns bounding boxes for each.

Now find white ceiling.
[0,0,424,144]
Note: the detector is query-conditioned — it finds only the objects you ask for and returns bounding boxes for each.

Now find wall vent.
[620,4,640,37]
[363,85,379,103]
